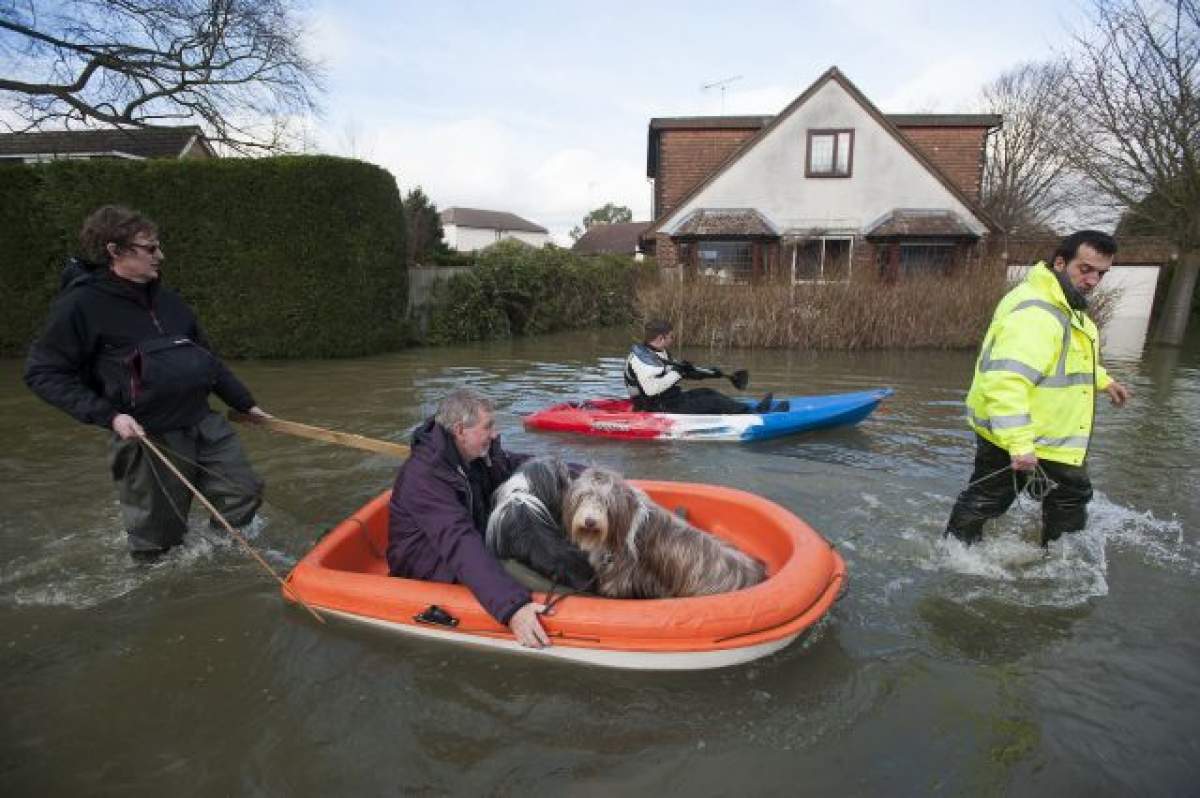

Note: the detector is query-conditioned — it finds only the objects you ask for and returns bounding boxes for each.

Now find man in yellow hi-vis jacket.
[946,230,1131,547]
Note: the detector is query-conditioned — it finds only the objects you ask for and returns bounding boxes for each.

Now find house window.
[790,236,853,282]
[900,243,956,276]
[806,129,854,177]
[697,240,753,283]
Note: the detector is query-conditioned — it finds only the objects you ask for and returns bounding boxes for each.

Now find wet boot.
[130,548,167,565]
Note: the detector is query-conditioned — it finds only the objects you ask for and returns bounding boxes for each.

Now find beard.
[1052,266,1089,310]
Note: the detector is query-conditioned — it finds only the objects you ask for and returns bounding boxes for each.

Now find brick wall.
[655,234,679,269]
[894,126,989,203]
[656,128,759,218]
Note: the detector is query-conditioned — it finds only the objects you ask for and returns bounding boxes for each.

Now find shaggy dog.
[485,457,594,590]
[562,466,766,599]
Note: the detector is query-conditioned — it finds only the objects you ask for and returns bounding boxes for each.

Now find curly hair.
[78,205,158,265]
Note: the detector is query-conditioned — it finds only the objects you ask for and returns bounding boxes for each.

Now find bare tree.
[1057,0,1199,344]
[979,61,1072,236]
[0,0,324,153]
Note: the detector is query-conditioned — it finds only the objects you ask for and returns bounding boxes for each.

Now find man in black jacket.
[624,319,783,414]
[25,205,269,560]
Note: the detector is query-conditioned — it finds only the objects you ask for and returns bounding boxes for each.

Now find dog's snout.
[583,516,597,531]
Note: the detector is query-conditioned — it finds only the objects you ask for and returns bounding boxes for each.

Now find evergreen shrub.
[1,155,406,358]
[425,240,636,343]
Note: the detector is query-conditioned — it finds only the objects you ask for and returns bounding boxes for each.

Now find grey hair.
[435,388,495,430]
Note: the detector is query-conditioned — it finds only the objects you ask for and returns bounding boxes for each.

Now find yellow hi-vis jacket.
[966,262,1113,466]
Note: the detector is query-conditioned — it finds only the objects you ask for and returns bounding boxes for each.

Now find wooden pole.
[229,411,410,459]
[138,435,325,624]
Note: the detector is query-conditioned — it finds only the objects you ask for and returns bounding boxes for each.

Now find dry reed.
[635,260,1119,351]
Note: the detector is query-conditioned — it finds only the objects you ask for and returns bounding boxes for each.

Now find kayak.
[284,481,846,670]
[523,388,893,442]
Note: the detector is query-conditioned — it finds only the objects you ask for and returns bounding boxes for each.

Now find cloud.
[528,148,649,242]
[879,56,994,112]
[328,116,647,245]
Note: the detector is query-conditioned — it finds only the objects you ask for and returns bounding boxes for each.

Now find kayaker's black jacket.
[24,263,255,434]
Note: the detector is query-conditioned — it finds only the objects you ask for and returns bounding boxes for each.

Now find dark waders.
[945,434,1093,547]
[109,412,263,553]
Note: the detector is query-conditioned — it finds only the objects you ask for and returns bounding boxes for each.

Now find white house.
[440,207,549,252]
[646,67,1000,282]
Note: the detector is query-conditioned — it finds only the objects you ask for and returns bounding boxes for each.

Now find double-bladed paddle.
[666,359,751,391]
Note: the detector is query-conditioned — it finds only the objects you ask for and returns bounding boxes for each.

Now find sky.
[304,0,1095,244]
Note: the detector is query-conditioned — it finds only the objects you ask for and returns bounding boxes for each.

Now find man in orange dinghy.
[386,388,552,648]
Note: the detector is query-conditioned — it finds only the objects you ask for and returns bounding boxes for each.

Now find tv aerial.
[702,75,743,113]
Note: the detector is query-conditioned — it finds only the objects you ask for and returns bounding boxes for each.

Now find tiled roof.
[0,125,212,159]
[865,209,980,238]
[440,207,548,234]
[572,221,652,254]
[673,209,778,237]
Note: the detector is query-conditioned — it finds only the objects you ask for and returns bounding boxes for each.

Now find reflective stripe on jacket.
[965,262,1112,466]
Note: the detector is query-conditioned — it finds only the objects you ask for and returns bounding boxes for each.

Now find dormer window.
[806,129,854,177]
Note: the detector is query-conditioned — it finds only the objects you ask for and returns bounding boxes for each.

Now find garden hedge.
[0,155,406,358]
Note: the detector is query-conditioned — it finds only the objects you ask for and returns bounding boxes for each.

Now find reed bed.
[636,262,1118,351]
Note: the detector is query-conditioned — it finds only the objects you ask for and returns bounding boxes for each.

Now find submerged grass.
[636,262,1120,351]
[636,264,1009,351]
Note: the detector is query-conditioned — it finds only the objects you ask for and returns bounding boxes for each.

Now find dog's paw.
[559,552,596,592]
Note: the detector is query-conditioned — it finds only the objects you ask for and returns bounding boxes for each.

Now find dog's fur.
[562,466,766,599]
[485,457,594,590]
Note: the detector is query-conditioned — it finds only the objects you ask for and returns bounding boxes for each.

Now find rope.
[137,434,325,624]
[540,553,610,614]
[142,435,259,500]
[962,461,1060,507]
[541,573,598,615]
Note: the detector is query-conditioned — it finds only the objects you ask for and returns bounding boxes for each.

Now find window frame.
[898,241,957,277]
[695,239,755,284]
[790,235,854,284]
[805,128,855,178]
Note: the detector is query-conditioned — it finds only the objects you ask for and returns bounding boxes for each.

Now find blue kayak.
[524,388,894,442]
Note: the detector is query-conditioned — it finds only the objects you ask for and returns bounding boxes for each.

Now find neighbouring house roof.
[865,209,980,239]
[572,221,652,254]
[440,207,548,234]
[0,125,216,160]
[646,113,1001,177]
[645,66,999,238]
[673,209,779,237]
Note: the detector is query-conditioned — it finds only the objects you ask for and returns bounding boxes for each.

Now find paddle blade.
[730,369,750,390]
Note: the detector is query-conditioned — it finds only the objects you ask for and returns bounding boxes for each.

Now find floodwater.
[2,326,1197,796]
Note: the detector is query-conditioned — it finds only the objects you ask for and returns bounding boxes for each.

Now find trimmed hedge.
[1,155,406,357]
[425,241,637,343]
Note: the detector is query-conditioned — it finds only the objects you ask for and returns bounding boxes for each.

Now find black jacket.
[24,265,255,433]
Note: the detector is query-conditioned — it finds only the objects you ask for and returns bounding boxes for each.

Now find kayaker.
[387,388,551,649]
[24,205,269,561]
[624,319,784,414]
[945,230,1131,547]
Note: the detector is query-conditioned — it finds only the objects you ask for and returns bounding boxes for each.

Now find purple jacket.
[387,418,532,624]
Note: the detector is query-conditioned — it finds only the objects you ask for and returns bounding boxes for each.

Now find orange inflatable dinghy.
[284,481,846,670]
